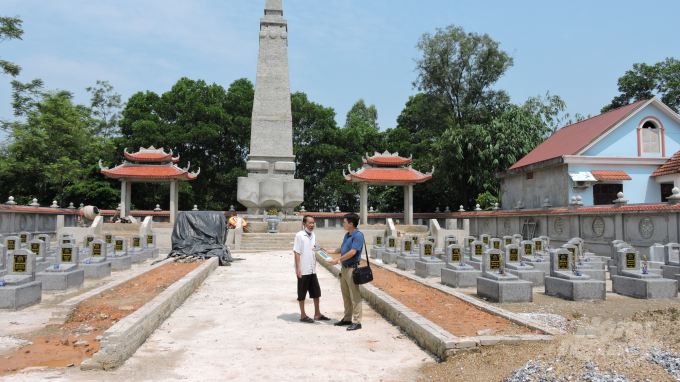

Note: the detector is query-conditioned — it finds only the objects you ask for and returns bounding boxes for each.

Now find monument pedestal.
[544,276,606,301]
[415,258,444,278]
[661,264,680,281]
[505,266,545,287]
[612,274,678,299]
[397,254,419,271]
[36,267,84,290]
[382,250,400,265]
[0,276,42,309]
[80,261,112,279]
[110,255,132,271]
[441,264,481,288]
[130,250,149,264]
[476,274,533,303]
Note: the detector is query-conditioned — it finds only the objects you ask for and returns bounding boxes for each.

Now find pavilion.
[99,146,200,223]
[344,151,433,225]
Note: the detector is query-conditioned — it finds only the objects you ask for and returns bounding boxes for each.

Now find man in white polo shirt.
[294,216,330,323]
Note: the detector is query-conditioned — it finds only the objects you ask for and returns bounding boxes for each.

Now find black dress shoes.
[334,320,352,326]
[346,323,362,331]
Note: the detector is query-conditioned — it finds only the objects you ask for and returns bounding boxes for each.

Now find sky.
[1,0,680,139]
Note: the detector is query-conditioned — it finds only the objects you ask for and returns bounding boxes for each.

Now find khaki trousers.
[340,267,363,324]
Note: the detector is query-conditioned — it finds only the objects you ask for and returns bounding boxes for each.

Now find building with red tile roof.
[100,146,199,223]
[496,98,680,209]
[345,151,433,225]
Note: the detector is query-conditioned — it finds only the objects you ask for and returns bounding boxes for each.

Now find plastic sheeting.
[171,211,234,266]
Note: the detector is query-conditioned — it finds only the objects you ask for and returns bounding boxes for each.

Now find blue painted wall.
[582,103,680,157]
[568,164,662,205]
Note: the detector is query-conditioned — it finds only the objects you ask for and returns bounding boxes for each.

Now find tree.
[602,58,680,113]
[413,25,514,129]
[345,99,379,130]
[87,80,123,138]
[116,77,253,211]
[0,15,23,77]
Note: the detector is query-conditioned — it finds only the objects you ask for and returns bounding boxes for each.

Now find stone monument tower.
[237,0,304,216]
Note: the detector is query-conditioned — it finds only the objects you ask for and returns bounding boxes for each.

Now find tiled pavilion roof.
[124,146,180,163]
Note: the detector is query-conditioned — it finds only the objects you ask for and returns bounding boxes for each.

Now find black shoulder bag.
[352,237,373,285]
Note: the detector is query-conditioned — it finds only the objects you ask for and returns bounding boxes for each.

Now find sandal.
[299,317,314,323]
[315,315,330,321]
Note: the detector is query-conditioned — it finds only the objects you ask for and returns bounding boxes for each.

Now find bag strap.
[362,237,370,268]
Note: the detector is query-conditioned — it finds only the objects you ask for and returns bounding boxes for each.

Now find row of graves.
[0,231,160,309]
[370,233,679,303]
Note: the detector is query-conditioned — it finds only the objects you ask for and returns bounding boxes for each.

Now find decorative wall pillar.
[360,183,368,225]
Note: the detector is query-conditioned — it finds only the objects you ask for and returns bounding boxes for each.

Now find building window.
[593,184,623,205]
[526,172,533,180]
[641,120,661,154]
[661,183,674,202]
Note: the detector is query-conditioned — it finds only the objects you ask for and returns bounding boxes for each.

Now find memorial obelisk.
[237,0,304,216]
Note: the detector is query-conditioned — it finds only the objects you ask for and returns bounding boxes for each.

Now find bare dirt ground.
[1,252,435,381]
[0,261,201,374]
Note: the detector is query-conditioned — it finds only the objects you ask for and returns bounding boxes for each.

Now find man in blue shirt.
[322,213,364,331]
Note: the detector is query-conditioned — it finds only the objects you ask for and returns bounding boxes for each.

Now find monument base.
[544,276,606,301]
[0,281,42,309]
[612,275,678,299]
[441,267,481,288]
[382,251,400,265]
[506,269,545,287]
[523,260,550,275]
[110,255,132,271]
[580,269,607,281]
[396,255,419,271]
[80,262,112,279]
[415,258,444,278]
[661,264,680,281]
[477,277,533,303]
[130,250,149,264]
[36,269,85,290]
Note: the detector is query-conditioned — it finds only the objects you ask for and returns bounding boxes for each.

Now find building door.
[661,183,674,202]
[593,184,623,205]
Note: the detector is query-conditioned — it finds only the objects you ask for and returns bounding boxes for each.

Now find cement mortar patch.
[82,257,219,370]
[316,254,556,360]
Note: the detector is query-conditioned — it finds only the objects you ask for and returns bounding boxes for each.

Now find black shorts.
[297,273,321,301]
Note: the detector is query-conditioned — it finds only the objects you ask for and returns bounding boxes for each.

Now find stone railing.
[0,204,80,236]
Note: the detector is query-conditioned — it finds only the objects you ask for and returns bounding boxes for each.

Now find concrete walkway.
[7,252,434,381]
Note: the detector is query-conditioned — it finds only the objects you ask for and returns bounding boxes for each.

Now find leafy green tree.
[116,77,253,211]
[0,15,23,77]
[345,99,379,130]
[602,58,680,113]
[87,80,123,138]
[413,25,514,129]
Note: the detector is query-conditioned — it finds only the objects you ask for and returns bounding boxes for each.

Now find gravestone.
[563,242,605,281]
[502,236,513,249]
[410,234,420,249]
[532,238,544,253]
[60,236,74,246]
[19,231,31,248]
[80,240,112,279]
[415,240,444,277]
[480,234,490,247]
[28,239,50,273]
[110,237,132,271]
[512,234,523,245]
[476,248,533,303]
[0,243,6,277]
[464,236,476,255]
[83,234,97,249]
[520,241,534,258]
[539,236,550,248]
[5,236,19,253]
[396,239,419,271]
[445,235,457,244]
[36,243,85,290]
[612,248,677,299]
[503,244,544,286]
[129,235,149,264]
[544,248,606,301]
[145,233,160,258]
[35,234,54,256]
[0,249,43,309]
[441,244,481,288]
[467,241,486,270]
[103,233,115,249]
[648,243,667,270]
[380,236,399,265]
[370,234,385,259]
[661,243,680,281]
[489,238,502,251]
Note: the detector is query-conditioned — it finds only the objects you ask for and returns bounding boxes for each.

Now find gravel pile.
[502,359,641,382]
[518,313,569,332]
[647,348,680,380]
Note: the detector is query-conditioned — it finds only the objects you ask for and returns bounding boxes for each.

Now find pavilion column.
[125,181,132,218]
[120,180,127,217]
[360,183,368,225]
[169,180,178,224]
[408,184,414,225]
[404,186,409,225]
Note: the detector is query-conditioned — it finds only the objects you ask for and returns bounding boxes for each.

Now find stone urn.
[264,211,284,233]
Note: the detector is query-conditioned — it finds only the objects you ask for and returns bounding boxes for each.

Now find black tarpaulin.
[171,211,233,266]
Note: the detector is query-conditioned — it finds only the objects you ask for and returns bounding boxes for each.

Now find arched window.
[638,117,665,156]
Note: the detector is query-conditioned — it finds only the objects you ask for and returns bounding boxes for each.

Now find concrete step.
[240,233,296,250]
